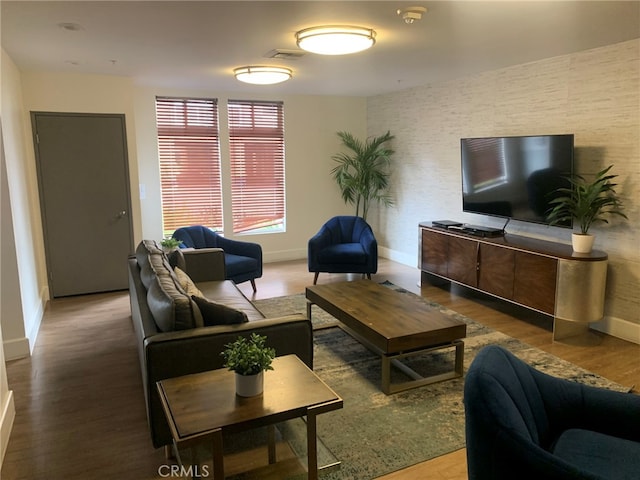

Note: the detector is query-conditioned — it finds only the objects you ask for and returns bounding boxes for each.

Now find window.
[156,96,222,236]
[228,100,285,234]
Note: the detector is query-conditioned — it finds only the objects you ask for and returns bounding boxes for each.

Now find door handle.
[117,210,127,219]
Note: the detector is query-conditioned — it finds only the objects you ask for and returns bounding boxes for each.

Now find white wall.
[19,73,365,262]
[1,136,17,464]
[1,50,44,360]
[368,39,640,342]
[20,72,142,243]
[1,65,366,361]
[133,86,365,261]
[0,54,17,464]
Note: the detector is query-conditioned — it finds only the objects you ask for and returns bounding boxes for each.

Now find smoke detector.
[397,6,427,24]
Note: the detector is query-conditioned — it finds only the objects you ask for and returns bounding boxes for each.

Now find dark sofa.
[128,240,313,448]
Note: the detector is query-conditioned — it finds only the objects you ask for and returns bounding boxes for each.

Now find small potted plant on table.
[547,165,627,253]
[221,333,276,397]
[160,237,182,253]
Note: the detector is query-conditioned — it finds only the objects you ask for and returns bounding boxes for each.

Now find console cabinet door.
[447,236,478,287]
[421,229,448,276]
[478,243,515,299]
[513,252,557,314]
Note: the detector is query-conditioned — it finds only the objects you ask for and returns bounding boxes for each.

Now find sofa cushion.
[552,428,640,479]
[136,240,204,331]
[146,276,188,332]
[174,267,203,298]
[148,278,203,331]
[136,240,163,268]
[197,280,265,322]
[191,295,249,326]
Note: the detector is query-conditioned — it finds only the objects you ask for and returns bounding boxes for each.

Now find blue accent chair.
[464,345,640,480]
[308,216,378,285]
[172,226,262,292]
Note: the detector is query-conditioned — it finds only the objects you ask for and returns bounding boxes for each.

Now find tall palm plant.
[331,130,395,221]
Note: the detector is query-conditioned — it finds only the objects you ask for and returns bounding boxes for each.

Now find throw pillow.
[191,295,249,326]
[174,267,203,298]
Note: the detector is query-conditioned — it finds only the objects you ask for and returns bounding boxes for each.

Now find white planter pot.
[235,371,264,397]
[572,233,595,253]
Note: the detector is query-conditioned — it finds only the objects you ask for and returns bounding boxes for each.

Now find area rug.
[253,283,628,480]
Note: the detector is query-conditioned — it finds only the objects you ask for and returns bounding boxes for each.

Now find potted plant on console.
[221,333,275,397]
[547,165,627,253]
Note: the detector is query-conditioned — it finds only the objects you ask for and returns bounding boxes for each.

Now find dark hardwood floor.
[2,258,638,479]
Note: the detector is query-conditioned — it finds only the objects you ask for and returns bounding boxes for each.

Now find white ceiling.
[2,1,639,96]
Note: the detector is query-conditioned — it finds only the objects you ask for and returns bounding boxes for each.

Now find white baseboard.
[263,247,412,265]
[591,316,640,345]
[263,248,307,263]
[1,390,15,464]
[2,337,30,361]
[3,289,46,360]
[25,290,46,356]
[378,246,415,268]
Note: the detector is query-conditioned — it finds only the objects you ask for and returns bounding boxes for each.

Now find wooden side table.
[157,355,343,479]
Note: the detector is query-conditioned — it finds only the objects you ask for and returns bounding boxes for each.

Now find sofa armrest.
[143,314,313,448]
[180,248,226,283]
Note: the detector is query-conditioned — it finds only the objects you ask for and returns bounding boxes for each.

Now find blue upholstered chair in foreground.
[464,345,640,480]
[173,226,262,292]
[308,215,377,285]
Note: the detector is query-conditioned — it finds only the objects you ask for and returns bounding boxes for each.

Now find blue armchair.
[308,215,378,285]
[172,226,262,292]
[464,345,640,480]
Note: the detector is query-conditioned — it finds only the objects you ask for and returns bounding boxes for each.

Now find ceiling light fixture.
[233,66,292,85]
[295,25,376,55]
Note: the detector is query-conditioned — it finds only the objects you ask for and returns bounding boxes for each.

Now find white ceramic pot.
[235,371,264,397]
[572,233,595,253]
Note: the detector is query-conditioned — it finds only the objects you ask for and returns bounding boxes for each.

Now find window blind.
[468,137,507,191]
[156,96,223,235]
[228,100,285,234]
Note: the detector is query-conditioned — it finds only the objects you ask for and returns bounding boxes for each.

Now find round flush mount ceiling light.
[295,25,376,55]
[233,66,292,85]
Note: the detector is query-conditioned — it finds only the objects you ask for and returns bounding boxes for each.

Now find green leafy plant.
[546,165,627,234]
[160,237,182,249]
[331,130,395,221]
[221,333,276,376]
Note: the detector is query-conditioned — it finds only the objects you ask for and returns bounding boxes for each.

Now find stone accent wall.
[368,39,639,334]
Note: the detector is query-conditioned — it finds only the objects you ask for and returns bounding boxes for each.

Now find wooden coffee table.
[306,280,467,394]
[157,355,342,479]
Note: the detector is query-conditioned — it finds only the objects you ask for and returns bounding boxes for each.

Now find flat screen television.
[461,134,574,228]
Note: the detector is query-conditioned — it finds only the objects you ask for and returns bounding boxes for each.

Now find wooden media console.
[419,222,608,341]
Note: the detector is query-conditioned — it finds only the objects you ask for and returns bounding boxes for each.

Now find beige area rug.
[252,283,628,480]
